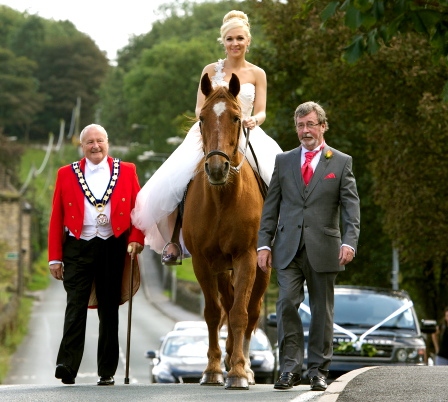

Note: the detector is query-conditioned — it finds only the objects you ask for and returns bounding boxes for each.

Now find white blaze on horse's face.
[213,102,226,119]
[213,101,226,117]
[213,101,226,142]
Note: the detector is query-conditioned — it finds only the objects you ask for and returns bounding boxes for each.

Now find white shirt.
[78,157,114,240]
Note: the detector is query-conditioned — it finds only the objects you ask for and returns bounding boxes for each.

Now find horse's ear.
[228,73,240,98]
[201,73,213,97]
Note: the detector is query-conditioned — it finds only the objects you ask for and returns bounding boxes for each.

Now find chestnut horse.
[183,73,270,390]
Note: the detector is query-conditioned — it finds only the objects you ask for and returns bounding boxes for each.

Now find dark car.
[147,321,276,384]
[146,328,219,383]
[267,285,436,379]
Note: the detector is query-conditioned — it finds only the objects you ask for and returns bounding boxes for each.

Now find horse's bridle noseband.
[202,121,251,173]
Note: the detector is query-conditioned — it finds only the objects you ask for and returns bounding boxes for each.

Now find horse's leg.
[225,255,257,390]
[217,272,234,372]
[244,267,271,385]
[195,263,225,386]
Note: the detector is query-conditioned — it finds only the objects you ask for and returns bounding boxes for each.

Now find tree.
[306,0,448,99]
[33,35,109,140]
[98,0,242,150]
[0,48,44,139]
[249,0,448,318]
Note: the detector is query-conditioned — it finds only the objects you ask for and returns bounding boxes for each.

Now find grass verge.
[0,296,33,384]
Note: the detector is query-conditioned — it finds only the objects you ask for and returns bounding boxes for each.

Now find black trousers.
[56,234,126,377]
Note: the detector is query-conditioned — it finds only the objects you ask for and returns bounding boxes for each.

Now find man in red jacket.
[48,124,144,386]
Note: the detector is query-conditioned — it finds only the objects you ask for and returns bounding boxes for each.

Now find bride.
[131,10,283,263]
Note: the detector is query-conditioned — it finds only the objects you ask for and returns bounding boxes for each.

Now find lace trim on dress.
[212,59,227,87]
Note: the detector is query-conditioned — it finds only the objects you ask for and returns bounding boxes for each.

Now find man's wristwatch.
[254,117,258,126]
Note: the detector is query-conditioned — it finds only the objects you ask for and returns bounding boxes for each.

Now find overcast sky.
[1,0,203,62]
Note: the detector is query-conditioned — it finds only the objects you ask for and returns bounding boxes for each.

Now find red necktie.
[302,151,318,185]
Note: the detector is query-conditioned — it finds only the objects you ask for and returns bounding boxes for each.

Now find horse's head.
[199,73,241,185]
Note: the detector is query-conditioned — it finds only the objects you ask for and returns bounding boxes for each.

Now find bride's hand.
[242,116,258,130]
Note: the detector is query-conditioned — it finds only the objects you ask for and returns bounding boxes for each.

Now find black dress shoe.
[97,376,115,386]
[310,375,327,391]
[274,372,301,390]
[55,364,75,385]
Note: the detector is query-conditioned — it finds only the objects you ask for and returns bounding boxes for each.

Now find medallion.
[96,213,109,226]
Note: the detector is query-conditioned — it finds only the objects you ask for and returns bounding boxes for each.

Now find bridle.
[200,119,251,174]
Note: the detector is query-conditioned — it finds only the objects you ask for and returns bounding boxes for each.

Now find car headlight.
[395,348,425,363]
[396,348,408,362]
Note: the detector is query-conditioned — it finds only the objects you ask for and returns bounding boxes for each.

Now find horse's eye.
[234,116,240,124]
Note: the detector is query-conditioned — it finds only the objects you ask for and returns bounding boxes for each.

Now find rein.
[203,122,251,174]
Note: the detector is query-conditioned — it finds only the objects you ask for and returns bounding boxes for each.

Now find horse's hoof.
[200,373,225,386]
[247,371,255,385]
[225,377,249,390]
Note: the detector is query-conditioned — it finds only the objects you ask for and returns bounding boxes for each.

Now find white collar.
[86,157,109,172]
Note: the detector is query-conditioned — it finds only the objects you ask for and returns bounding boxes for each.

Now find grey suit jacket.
[257,144,360,272]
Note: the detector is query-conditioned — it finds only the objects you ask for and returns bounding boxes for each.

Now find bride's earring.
[246,46,250,53]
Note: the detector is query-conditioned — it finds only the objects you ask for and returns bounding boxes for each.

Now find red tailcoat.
[48,156,145,307]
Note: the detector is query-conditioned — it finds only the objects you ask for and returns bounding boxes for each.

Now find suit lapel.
[291,147,305,196]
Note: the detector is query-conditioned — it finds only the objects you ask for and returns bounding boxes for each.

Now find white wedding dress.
[131,59,283,253]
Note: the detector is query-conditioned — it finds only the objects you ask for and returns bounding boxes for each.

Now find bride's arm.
[243,66,267,130]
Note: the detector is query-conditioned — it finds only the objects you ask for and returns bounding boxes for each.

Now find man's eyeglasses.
[296,122,321,130]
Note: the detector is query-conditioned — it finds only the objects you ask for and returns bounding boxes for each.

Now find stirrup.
[161,242,182,266]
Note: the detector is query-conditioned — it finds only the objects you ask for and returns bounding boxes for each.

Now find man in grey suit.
[257,101,360,391]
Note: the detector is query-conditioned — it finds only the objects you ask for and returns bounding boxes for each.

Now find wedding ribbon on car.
[299,300,414,351]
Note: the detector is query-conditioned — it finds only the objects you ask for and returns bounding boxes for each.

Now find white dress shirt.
[77,157,114,240]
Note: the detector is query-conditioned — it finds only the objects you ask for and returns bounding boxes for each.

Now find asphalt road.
[6,247,448,402]
[4,262,176,385]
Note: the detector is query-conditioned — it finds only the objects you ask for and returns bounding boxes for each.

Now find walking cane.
[124,245,135,384]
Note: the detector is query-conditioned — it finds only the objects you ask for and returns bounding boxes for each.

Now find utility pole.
[392,247,399,290]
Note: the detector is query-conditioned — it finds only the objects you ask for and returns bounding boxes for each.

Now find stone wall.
[0,194,21,290]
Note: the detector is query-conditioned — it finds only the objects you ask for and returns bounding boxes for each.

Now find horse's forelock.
[202,86,240,113]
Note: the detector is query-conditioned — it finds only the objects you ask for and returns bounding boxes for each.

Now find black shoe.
[55,364,75,385]
[161,242,182,266]
[310,375,327,391]
[97,376,115,386]
[274,372,301,390]
[162,252,180,265]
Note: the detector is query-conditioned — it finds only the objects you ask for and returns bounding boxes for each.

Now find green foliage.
[175,258,197,283]
[248,0,448,317]
[310,0,448,64]
[0,296,33,384]
[0,48,44,133]
[27,250,50,291]
[335,340,378,357]
[97,0,243,152]
[0,5,109,141]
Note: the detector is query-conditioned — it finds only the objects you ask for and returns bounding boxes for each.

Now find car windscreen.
[163,335,209,357]
[249,330,272,351]
[299,292,417,330]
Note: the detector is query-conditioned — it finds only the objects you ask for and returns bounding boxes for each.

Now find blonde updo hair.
[217,10,251,45]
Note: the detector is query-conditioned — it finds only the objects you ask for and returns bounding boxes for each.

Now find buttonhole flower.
[325,150,333,159]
